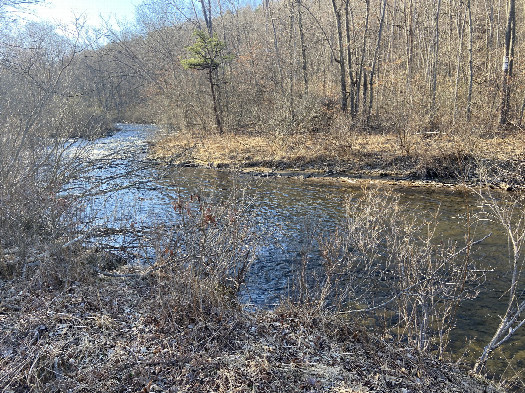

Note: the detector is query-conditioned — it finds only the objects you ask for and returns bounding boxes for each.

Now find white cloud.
[20,0,137,31]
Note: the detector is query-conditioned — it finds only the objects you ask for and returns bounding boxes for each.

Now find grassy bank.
[0,266,503,392]
[150,127,525,190]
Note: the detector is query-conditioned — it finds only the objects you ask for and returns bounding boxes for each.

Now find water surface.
[65,124,524,379]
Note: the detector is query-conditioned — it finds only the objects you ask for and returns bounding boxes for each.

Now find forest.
[2,0,524,143]
[1,0,525,391]
[4,0,524,184]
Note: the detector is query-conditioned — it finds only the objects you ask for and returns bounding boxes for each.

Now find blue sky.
[23,0,139,29]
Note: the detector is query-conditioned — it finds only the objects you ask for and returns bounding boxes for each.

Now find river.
[64,123,524,380]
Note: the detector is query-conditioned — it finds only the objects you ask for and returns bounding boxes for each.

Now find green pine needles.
[181,30,231,71]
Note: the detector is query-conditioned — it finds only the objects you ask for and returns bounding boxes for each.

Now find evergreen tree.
[182,30,231,134]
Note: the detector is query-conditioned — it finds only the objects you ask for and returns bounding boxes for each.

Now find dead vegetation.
[0,268,503,393]
[0,1,523,391]
[150,124,525,189]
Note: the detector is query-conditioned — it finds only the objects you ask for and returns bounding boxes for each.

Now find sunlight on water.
[64,123,524,380]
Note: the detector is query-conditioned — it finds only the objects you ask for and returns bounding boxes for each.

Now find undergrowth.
[0,188,509,392]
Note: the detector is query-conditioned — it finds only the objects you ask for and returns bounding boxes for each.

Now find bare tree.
[466,0,473,122]
[430,0,442,120]
[331,0,347,112]
[355,0,370,118]
[366,0,387,123]
[0,0,42,8]
[311,189,482,355]
[0,20,106,273]
[499,0,515,126]
[296,0,308,96]
[344,0,356,116]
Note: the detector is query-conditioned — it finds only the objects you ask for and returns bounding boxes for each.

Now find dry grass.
[150,127,525,188]
[151,131,398,167]
[0,270,504,392]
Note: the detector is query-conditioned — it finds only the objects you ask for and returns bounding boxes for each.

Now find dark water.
[65,124,524,380]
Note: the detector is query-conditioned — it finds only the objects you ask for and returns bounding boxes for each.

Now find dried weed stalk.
[298,187,484,356]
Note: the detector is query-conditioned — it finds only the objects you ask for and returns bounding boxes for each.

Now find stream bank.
[0,267,505,393]
[149,130,525,191]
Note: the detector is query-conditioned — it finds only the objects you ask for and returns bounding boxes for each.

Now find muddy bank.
[154,160,519,192]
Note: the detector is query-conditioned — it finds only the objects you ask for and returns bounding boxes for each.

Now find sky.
[20,0,139,30]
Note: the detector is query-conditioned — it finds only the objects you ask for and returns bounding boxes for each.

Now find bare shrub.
[473,189,525,374]
[148,193,261,325]
[296,187,483,356]
[0,21,112,284]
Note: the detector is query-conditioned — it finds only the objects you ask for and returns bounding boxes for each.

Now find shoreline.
[1,268,505,392]
[156,160,518,192]
[149,131,524,192]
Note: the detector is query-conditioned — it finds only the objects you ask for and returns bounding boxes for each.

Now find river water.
[65,124,524,380]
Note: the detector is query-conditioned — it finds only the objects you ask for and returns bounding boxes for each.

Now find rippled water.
[65,124,524,379]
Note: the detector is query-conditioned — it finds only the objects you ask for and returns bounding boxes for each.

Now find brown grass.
[150,126,525,188]
[0,270,504,392]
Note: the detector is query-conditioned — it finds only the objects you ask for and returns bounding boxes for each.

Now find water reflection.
[65,124,523,378]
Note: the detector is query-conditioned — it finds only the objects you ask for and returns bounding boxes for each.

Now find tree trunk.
[269,10,286,94]
[332,0,347,112]
[405,0,414,100]
[499,0,515,126]
[199,0,213,35]
[289,0,296,125]
[345,0,356,117]
[296,0,309,96]
[430,0,442,120]
[466,0,473,122]
[355,0,370,117]
[208,68,223,134]
[367,0,387,123]
[452,7,465,124]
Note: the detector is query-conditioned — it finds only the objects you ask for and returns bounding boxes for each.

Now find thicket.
[0,17,116,280]
[0,187,510,392]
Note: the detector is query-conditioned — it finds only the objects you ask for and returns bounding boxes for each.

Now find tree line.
[87,0,521,137]
[1,0,523,141]
[2,0,520,138]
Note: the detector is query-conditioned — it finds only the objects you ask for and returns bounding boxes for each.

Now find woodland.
[1,0,525,391]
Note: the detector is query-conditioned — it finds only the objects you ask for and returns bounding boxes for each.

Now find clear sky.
[22,0,139,30]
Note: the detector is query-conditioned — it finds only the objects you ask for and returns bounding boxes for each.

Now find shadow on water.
[65,123,524,381]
